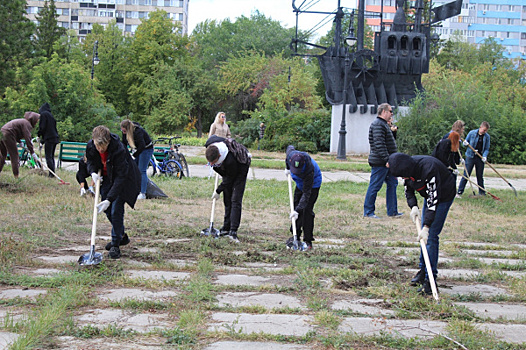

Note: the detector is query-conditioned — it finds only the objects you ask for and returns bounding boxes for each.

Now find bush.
[234,108,331,152]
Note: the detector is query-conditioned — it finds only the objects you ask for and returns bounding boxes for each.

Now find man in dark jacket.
[387,152,456,295]
[38,103,59,177]
[285,145,322,250]
[205,135,251,243]
[0,112,40,178]
[363,103,401,218]
[86,125,140,259]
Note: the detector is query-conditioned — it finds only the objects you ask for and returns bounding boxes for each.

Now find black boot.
[410,269,425,286]
[418,278,438,296]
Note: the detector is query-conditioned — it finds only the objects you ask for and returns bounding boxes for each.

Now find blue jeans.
[457,156,486,195]
[363,166,399,216]
[136,147,154,194]
[419,199,453,278]
[100,179,126,246]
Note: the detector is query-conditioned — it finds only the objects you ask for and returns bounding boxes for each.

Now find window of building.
[61,22,70,29]
[116,10,124,17]
[483,4,489,10]
[522,33,526,39]
[138,11,148,18]
[495,4,501,11]
[26,6,39,14]
[507,32,510,38]
[481,30,485,37]
[508,18,513,25]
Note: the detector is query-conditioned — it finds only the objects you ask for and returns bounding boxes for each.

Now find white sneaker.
[137,193,146,200]
[455,194,462,199]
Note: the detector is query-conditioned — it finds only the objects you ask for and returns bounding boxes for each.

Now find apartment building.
[25,0,189,39]
[365,0,526,59]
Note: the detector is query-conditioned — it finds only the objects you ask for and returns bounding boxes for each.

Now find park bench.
[58,141,87,168]
[5,140,28,162]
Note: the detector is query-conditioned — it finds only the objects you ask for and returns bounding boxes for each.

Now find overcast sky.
[187,0,357,38]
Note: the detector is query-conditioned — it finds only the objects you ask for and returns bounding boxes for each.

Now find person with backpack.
[432,131,461,172]
[120,119,154,200]
[285,145,322,251]
[37,103,59,178]
[204,135,251,243]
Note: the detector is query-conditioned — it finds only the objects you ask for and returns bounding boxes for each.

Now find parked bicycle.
[148,137,188,179]
[156,136,189,177]
[19,138,41,169]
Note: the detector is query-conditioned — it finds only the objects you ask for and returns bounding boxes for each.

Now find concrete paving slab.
[214,274,272,286]
[0,288,47,299]
[127,270,190,281]
[331,299,395,316]
[460,242,501,248]
[124,260,152,268]
[216,292,305,310]
[132,247,160,254]
[98,288,178,302]
[209,312,314,336]
[442,284,510,297]
[405,268,481,279]
[36,255,80,264]
[204,341,310,350]
[478,323,526,343]
[501,270,526,278]
[462,249,514,257]
[58,246,92,252]
[316,238,347,244]
[166,259,196,267]
[477,257,526,266]
[165,238,193,244]
[243,262,284,270]
[56,335,165,349]
[339,317,446,338]
[316,244,346,249]
[0,332,19,349]
[457,302,526,321]
[75,308,174,332]
[30,268,63,276]
[0,309,26,323]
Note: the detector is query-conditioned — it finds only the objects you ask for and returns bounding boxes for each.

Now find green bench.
[57,141,170,167]
[6,140,28,162]
[58,141,87,168]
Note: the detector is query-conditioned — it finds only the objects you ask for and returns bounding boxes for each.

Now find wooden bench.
[58,141,87,168]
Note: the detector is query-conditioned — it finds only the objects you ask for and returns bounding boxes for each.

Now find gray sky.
[187,0,357,37]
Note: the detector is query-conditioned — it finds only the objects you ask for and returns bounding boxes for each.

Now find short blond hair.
[92,125,111,147]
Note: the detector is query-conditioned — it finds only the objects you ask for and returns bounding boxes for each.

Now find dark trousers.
[76,172,89,189]
[291,186,320,243]
[0,131,20,177]
[222,165,249,232]
[100,179,126,246]
[44,142,57,175]
[458,156,486,195]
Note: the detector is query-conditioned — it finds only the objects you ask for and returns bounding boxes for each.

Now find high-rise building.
[25,0,189,39]
[365,0,526,60]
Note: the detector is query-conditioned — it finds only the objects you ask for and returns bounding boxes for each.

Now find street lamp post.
[336,11,357,160]
[90,40,100,88]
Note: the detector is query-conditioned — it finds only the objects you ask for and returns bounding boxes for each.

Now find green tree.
[126,9,190,120]
[0,0,36,94]
[191,11,297,69]
[0,54,117,141]
[35,0,66,59]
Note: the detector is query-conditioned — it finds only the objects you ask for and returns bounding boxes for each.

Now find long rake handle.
[210,173,219,224]
[414,216,439,301]
[461,137,517,197]
[287,174,298,246]
[90,171,102,247]
[457,169,501,201]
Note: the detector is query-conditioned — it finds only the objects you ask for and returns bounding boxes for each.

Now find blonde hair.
[214,112,226,124]
[448,131,460,152]
[120,119,136,149]
[451,120,465,135]
[92,125,111,147]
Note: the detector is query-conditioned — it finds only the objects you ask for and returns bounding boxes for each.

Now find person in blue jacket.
[457,121,490,197]
[285,145,322,251]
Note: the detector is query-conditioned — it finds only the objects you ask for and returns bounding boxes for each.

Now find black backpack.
[224,138,251,166]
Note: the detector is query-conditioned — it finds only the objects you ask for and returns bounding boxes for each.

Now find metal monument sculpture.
[291,0,463,157]
[292,0,463,112]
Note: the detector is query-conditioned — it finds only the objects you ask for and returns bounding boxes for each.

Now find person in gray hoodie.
[0,112,40,178]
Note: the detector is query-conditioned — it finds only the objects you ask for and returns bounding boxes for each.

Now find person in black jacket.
[76,154,95,196]
[432,131,461,172]
[204,135,251,243]
[37,103,59,177]
[120,119,154,200]
[86,125,140,259]
[387,152,456,295]
[363,103,401,218]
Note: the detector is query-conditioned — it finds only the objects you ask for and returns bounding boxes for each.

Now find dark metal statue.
[292,0,463,112]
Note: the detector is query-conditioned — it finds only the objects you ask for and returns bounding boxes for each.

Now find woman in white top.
[208,112,232,138]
